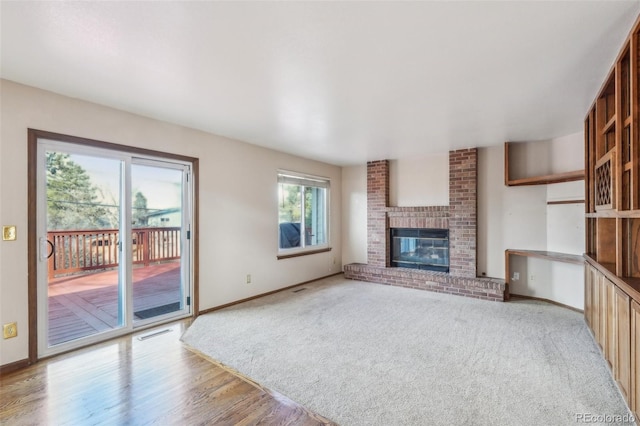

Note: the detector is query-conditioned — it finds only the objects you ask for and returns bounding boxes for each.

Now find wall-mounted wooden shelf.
[505,249,585,265]
[506,170,585,187]
[586,210,640,219]
[504,142,585,186]
[547,200,585,205]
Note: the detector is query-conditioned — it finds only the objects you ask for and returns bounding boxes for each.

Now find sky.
[61,152,183,212]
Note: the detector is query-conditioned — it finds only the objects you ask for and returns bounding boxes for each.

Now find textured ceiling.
[2,1,639,165]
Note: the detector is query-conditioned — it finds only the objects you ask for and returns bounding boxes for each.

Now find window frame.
[277,170,331,259]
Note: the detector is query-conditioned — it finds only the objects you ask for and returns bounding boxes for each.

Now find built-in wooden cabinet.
[585,16,640,278]
[605,276,616,367]
[594,270,603,348]
[599,273,614,363]
[615,286,632,401]
[586,263,616,367]
[630,300,640,419]
[585,264,594,328]
[584,15,640,415]
[586,261,636,409]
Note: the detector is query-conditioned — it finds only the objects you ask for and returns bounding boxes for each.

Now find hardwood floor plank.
[0,320,334,426]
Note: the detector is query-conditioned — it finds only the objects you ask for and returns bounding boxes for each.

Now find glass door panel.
[131,162,189,323]
[37,138,193,358]
[43,149,126,349]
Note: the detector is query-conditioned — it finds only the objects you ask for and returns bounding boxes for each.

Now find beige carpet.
[182,275,634,425]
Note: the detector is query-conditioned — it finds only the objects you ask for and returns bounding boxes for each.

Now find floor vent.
[137,328,173,341]
[292,288,307,293]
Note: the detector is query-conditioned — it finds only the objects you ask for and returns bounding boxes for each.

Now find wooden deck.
[48,261,182,346]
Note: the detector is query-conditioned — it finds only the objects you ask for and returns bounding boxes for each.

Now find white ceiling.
[2,1,639,166]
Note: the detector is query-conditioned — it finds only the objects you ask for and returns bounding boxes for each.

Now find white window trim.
[277,170,331,257]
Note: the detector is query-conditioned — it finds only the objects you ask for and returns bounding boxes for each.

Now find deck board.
[47,261,181,346]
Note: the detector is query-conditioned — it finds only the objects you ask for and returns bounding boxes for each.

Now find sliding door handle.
[39,237,46,261]
[39,237,52,261]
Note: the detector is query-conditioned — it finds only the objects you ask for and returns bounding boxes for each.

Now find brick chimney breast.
[345,148,505,302]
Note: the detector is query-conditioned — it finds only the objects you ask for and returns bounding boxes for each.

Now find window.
[278,171,329,252]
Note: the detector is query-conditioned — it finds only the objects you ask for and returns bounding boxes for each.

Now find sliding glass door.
[37,139,192,357]
[40,148,127,349]
[131,161,190,325]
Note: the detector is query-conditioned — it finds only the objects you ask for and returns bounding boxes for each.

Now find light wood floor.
[0,320,334,426]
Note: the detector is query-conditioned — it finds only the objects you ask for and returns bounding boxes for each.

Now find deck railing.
[47,227,181,277]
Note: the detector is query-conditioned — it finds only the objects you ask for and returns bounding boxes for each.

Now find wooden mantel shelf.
[505,249,585,265]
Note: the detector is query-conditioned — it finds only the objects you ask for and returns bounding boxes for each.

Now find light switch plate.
[2,226,16,241]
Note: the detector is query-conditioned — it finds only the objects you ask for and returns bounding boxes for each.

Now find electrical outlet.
[246,274,251,284]
[3,322,17,339]
[512,272,520,281]
[530,274,535,281]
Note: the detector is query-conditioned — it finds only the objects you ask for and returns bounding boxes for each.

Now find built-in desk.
[505,249,584,308]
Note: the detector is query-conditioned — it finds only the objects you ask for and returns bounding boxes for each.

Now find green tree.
[278,184,318,225]
[132,191,149,227]
[98,188,120,229]
[46,152,109,230]
[278,184,301,223]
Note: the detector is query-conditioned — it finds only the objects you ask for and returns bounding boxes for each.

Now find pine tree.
[132,191,149,227]
[46,152,109,230]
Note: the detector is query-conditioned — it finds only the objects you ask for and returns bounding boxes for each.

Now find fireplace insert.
[390,228,449,272]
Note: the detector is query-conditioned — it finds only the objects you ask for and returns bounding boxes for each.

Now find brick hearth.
[344,148,506,302]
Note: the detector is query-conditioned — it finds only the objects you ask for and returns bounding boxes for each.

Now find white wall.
[0,80,342,366]
[506,256,583,310]
[477,145,548,278]
[546,180,585,255]
[341,165,367,265]
[507,133,584,180]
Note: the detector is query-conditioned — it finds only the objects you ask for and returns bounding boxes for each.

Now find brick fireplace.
[343,148,506,301]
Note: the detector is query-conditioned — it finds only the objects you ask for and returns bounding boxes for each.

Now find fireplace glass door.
[390,228,449,272]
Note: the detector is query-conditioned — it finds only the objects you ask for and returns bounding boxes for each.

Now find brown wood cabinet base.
[585,260,637,419]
